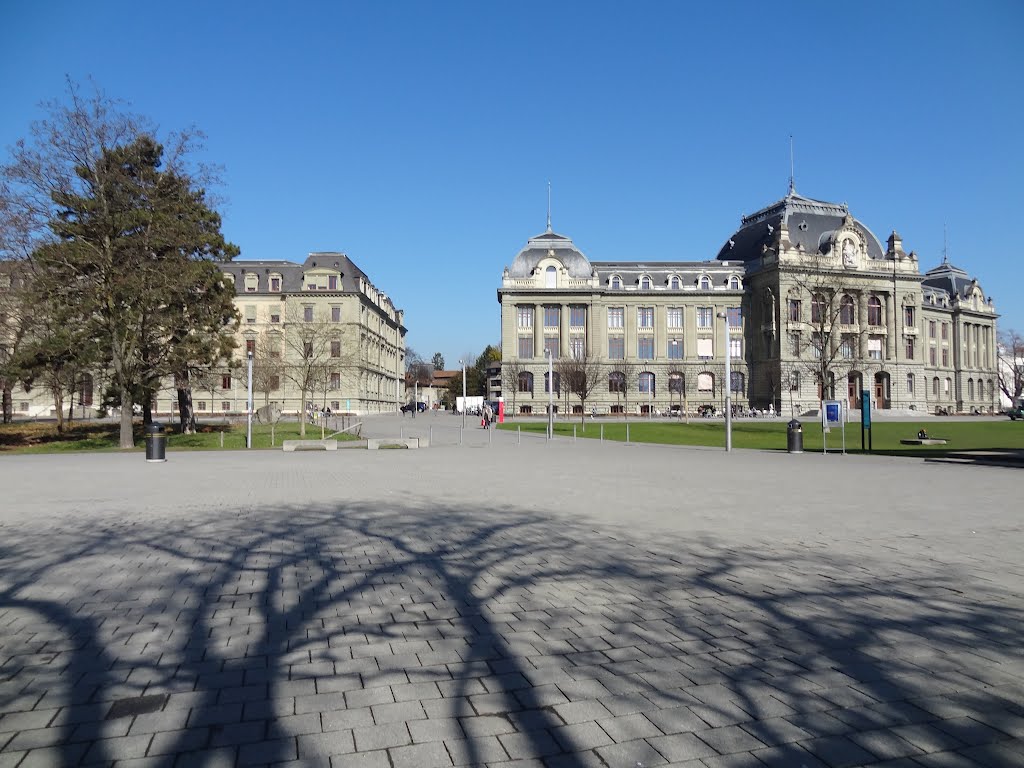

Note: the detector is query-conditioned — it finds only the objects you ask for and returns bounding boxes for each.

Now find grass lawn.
[498,417,1024,456]
[0,420,360,454]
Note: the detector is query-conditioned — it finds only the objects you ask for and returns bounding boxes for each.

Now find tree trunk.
[2,385,11,423]
[67,388,75,428]
[119,385,134,448]
[52,385,65,433]
[299,394,307,437]
[177,387,196,433]
[143,401,153,425]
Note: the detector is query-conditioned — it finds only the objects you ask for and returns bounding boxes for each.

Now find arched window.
[867,296,882,326]
[244,273,259,292]
[518,371,533,393]
[730,371,745,394]
[545,266,557,288]
[840,294,856,324]
[699,275,712,291]
[967,378,974,399]
[638,372,655,394]
[670,276,681,290]
[668,372,684,394]
[611,276,622,290]
[944,377,951,395]
[790,370,801,391]
[728,276,740,290]
[640,276,652,290]
[608,371,625,393]
[906,374,915,395]
[811,293,826,323]
[697,372,714,393]
[545,371,560,394]
[932,377,939,397]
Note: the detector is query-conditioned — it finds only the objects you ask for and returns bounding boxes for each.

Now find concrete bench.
[282,439,338,452]
[900,438,948,446]
[367,438,420,450]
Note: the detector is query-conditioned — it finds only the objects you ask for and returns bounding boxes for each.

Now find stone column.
[560,303,570,357]
[534,305,543,358]
[858,292,869,358]
[885,295,895,360]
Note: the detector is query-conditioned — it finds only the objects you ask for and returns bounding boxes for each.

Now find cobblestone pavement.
[1,432,1022,767]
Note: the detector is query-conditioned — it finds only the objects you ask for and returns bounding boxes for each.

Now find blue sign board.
[824,400,842,426]
[861,390,871,428]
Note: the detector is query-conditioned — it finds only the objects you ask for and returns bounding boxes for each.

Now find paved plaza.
[1,416,1022,767]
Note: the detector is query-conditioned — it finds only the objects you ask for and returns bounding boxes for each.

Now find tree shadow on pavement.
[1,500,1022,766]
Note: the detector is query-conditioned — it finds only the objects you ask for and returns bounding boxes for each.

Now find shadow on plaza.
[1,501,1022,767]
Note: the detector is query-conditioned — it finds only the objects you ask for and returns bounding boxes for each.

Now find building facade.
[497,190,999,416]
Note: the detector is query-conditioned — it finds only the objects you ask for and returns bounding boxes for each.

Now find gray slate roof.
[716,190,886,263]
[222,253,370,295]
[507,229,594,278]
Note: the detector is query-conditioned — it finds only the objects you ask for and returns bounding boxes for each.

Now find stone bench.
[900,438,949,446]
[367,438,421,450]
[282,439,338,452]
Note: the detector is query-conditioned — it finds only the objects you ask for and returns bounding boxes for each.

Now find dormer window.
[699,275,712,291]
[669,276,681,290]
[640,276,652,290]
[728,276,741,290]
[545,266,557,288]
[244,274,259,293]
[328,275,338,290]
[611,276,622,290]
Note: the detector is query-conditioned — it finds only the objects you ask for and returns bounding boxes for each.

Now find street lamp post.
[545,348,553,440]
[459,360,466,430]
[246,351,253,449]
[717,312,732,452]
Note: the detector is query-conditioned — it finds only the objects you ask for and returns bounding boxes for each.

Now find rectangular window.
[269,375,280,390]
[270,277,281,292]
[727,307,742,328]
[696,337,713,359]
[906,374,915,395]
[667,307,683,329]
[904,306,914,327]
[245,305,256,324]
[868,338,882,360]
[569,336,585,358]
[607,307,624,328]
[637,307,654,329]
[544,336,558,357]
[328,276,338,290]
[303,306,314,322]
[729,337,742,358]
[811,333,823,359]
[905,337,915,359]
[608,336,624,359]
[331,306,341,322]
[331,401,340,411]
[929,320,936,338]
[697,307,713,329]
[637,336,654,360]
[941,323,948,341]
[788,299,801,322]
[941,348,949,367]
[667,338,683,359]
[569,306,586,327]
[330,372,341,389]
[303,342,313,358]
[222,401,231,411]
[517,306,533,329]
[331,341,341,358]
[270,312,280,324]
[246,339,256,355]
[544,306,560,327]
[841,338,855,359]
[929,346,937,365]
[518,337,534,358]
[221,374,231,389]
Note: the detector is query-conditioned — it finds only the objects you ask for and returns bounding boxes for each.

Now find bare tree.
[606,360,640,418]
[251,331,285,408]
[556,352,604,429]
[787,256,873,409]
[998,329,1024,406]
[280,305,338,438]
[500,359,529,418]
[0,263,30,423]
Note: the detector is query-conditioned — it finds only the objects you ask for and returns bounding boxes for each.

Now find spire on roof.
[546,181,552,232]
[788,135,796,195]
[942,223,949,264]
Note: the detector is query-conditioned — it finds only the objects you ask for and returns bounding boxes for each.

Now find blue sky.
[3,1,1022,368]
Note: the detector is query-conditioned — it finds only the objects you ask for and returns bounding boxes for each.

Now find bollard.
[573,425,576,442]
[220,431,224,448]
[517,425,521,445]
[626,422,630,444]
[459,427,463,445]
[145,422,166,463]
[601,424,604,442]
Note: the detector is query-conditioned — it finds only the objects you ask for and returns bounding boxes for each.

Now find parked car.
[401,402,427,413]
[1008,403,1024,421]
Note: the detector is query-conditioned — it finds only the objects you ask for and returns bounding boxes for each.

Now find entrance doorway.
[847,372,862,409]
[873,372,890,409]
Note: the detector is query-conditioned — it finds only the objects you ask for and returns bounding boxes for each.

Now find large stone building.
[2,252,406,419]
[497,189,999,416]
[217,252,406,416]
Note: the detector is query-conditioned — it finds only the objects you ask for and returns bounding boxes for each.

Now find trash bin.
[787,419,803,454]
[145,422,166,463]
